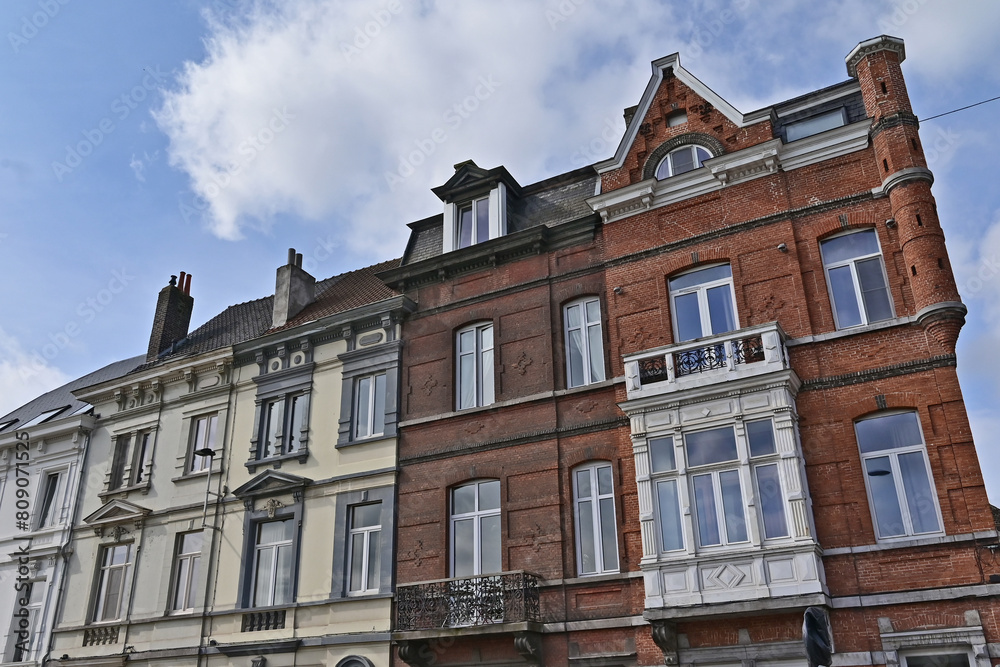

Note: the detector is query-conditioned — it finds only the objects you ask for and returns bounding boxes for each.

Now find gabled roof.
[232,469,311,499]
[431,160,523,202]
[83,498,151,528]
[596,53,770,175]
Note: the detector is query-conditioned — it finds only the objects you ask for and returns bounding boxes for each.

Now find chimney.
[146,273,194,362]
[272,248,315,328]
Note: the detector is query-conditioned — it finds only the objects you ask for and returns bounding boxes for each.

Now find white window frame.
[251,519,295,608]
[572,462,620,576]
[564,298,606,388]
[820,228,895,330]
[900,648,975,667]
[655,145,712,180]
[668,263,738,343]
[450,480,501,577]
[259,393,306,459]
[856,411,944,541]
[457,196,491,249]
[170,531,202,612]
[5,578,44,662]
[347,503,382,594]
[354,373,387,440]
[456,323,495,410]
[93,544,131,622]
[189,413,218,473]
[35,471,62,529]
[785,107,847,142]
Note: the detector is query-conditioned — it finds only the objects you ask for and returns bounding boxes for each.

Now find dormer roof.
[431,160,523,202]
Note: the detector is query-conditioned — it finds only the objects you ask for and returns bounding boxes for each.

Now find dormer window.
[655,145,712,180]
[784,108,846,142]
[458,196,490,249]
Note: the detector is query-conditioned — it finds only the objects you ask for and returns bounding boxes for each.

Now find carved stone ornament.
[514,631,543,665]
[651,620,679,666]
[397,640,431,667]
[251,657,266,667]
[263,498,284,518]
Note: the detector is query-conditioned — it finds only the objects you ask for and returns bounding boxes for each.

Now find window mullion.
[889,452,914,535]
[591,467,603,572]
[849,260,867,324]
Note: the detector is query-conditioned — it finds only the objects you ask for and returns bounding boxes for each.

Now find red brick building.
[382,36,998,667]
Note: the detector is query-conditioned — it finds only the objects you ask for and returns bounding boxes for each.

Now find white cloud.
[0,327,70,418]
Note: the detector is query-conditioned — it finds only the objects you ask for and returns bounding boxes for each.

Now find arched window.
[451,480,501,577]
[564,297,605,388]
[573,462,619,575]
[655,145,712,180]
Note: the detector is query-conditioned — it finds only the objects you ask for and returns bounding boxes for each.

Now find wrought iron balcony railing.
[624,323,788,398]
[395,571,540,631]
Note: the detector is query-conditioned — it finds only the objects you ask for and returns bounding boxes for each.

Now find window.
[451,480,501,577]
[354,374,386,439]
[650,420,787,552]
[5,580,43,662]
[573,463,619,575]
[456,323,494,410]
[785,108,846,142]
[251,519,295,607]
[94,544,131,622]
[348,504,381,593]
[821,229,893,329]
[259,394,306,459]
[16,407,68,429]
[655,145,711,179]
[902,654,971,667]
[669,264,738,343]
[458,196,490,249]
[565,298,606,388]
[36,472,61,529]
[171,532,202,612]
[109,430,154,491]
[189,414,218,473]
[856,412,942,539]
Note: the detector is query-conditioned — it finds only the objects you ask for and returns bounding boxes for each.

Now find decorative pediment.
[706,139,782,185]
[431,159,522,202]
[84,498,151,537]
[233,469,311,503]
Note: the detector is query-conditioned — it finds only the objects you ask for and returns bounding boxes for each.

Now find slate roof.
[0,355,145,431]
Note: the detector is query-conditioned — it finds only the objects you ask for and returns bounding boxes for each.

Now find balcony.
[623,322,790,400]
[396,571,540,631]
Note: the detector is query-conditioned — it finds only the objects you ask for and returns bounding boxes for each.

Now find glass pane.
[599,497,618,570]
[905,655,970,667]
[755,464,789,538]
[459,353,475,409]
[288,395,304,452]
[898,451,940,533]
[480,514,501,574]
[686,427,738,466]
[747,420,776,456]
[458,206,473,248]
[356,376,371,438]
[258,520,288,545]
[785,109,845,142]
[597,465,613,495]
[274,545,293,605]
[865,456,906,537]
[479,480,500,510]
[669,264,732,290]
[173,558,190,609]
[578,499,596,574]
[206,414,218,449]
[480,324,493,350]
[566,303,581,328]
[587,323,605,382]
[568,328,584,387]
[857,257,893,322]
[459,329,475,353]
[655,157,671,180]
[180,532,203,554]
[193,417,206,449]
[694,146,711,167]
[367,530,381,590]
[856,412,923,453]
[821,229,880,264]
[350,533,365,591]
[476,197,490,244]
[656,480,684,551]
[670,147,695,175]
[102,568,123,620]
[453,484,476,515]
[674,292,703,342]
[253,548,274,606]
[707,284,737,334]
[111,545,129,565]
[720,470,747,542]
[481,344,494,405]
[373,373,386,436]
[649,437,676,472]
[692,474,720,546]
[189,555,200,607]
[453,519,474,576]
[828,265,863,327]
[585,299,600,323]
[576,469,591,498]
[352,503,381,528]
[38,474,58,526]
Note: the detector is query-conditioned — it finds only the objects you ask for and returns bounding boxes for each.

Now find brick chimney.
[272,248,315,328]
[146,272,194,362]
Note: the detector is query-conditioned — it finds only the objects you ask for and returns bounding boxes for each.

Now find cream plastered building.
[47,254,408,667]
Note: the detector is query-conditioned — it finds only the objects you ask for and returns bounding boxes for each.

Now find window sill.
[821,530,994,556]
[245,449,308,473]
[171,468,222,484]
[785,315,916,347]
[99,481,151,499]
[336,433,392,449]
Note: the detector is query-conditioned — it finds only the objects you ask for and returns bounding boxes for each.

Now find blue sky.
[2,1,999,496]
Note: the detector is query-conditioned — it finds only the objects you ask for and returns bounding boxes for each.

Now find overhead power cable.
[921,95,1000,122]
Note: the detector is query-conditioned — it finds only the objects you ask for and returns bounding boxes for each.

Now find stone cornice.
[845,35,906,78]
[877,166,934,196]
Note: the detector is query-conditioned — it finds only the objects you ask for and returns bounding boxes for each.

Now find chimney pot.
[295,253,303,267]
[287,248,296,266]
